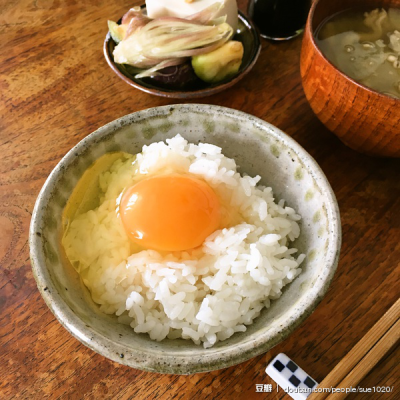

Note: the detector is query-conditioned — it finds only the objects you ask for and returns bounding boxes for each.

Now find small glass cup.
[248,0,312,41]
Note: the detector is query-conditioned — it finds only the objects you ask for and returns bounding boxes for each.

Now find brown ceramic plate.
[104,8,261,99]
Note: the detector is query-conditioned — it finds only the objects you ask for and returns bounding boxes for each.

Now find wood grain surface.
[0,1,399,399]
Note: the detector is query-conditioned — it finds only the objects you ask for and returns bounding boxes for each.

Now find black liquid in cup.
[248,0,311,40]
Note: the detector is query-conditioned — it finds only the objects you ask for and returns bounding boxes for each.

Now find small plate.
[104,8,261,99]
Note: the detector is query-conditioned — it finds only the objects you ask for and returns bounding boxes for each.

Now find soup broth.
[316,7,400,99]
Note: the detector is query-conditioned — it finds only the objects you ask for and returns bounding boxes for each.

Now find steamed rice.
[63,135,305,348]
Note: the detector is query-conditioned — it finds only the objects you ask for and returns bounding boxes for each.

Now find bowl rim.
[103,9,262,99]
[307,0,400,103]
[29,104,341,374]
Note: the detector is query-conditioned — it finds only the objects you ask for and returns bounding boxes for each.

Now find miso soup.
[316,8,400,99]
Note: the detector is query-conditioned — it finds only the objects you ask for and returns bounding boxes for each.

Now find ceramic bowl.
[301,0,400,157]
[30,104,341,374]
[104,8,261,99]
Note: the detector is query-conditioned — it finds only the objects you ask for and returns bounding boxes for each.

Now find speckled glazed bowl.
[30,104,341,374]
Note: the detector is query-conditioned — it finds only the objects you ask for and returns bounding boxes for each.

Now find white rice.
[63,135,304,348]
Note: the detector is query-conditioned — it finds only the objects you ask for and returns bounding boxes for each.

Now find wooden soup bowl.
[301,0,400,157]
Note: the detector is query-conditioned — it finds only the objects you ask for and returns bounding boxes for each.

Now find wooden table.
[1,1,399,398]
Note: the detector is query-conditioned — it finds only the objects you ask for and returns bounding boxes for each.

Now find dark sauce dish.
[104,8,261,98]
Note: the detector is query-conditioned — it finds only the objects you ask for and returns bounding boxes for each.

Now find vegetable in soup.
[316,8,400,99]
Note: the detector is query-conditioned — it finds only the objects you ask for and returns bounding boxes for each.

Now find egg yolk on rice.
[120,174,221,252]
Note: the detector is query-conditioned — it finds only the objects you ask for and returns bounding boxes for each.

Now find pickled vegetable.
[191,41,244,83]
[150,63,198,89]
[107,20,127,43]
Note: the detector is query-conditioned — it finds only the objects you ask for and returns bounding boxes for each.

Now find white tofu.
[146,0,238,31]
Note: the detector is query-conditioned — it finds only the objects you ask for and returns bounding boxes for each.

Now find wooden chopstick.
[308,298,400,400]
[325,318,399,399]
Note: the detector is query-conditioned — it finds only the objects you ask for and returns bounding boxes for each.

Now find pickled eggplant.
[149,63,199,89]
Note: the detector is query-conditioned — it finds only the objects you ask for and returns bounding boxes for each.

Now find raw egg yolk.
[120,175,221,252]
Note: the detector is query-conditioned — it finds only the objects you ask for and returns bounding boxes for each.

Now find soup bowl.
[301,0,400,157]
[29,104,341,374]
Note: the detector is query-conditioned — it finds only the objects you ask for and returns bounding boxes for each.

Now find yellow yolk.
[120,175,221,252]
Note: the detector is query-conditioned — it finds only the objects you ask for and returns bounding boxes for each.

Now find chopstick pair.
[308,297,400,399]
[265,298,399,400]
